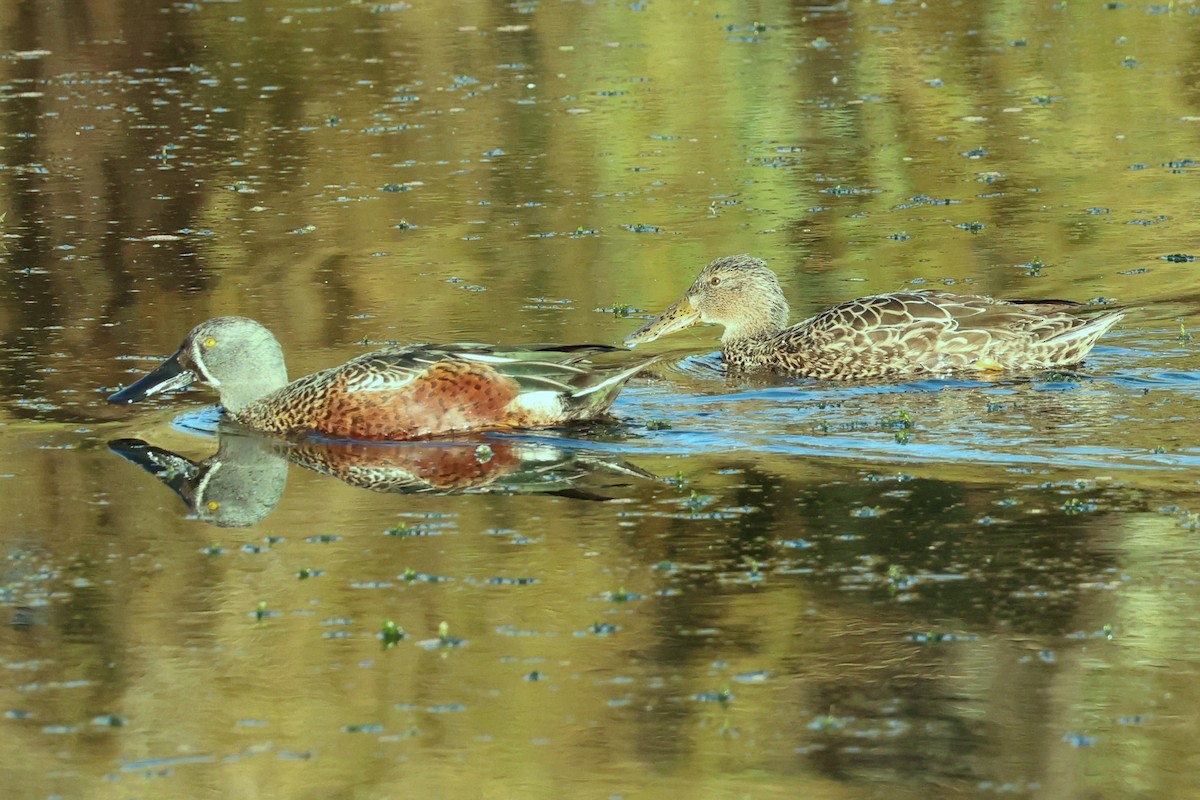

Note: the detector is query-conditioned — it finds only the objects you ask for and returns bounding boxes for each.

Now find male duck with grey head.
[110,317,654,440]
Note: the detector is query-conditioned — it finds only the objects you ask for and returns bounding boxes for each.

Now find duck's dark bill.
[108,352,197,404]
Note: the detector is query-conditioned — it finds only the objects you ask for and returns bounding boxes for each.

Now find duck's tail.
[1045,309,1127,365]
[569,355,662,416]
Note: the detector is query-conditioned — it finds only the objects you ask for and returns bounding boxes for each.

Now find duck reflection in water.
[109,433,656,527]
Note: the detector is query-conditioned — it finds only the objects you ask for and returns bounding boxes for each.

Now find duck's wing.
[783,291,1119,372]
[794,292,1093,341]
[336,342,630,395]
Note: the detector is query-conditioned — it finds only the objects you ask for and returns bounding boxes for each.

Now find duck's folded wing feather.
[336,343,626,395]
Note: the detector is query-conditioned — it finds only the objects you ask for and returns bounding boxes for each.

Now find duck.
[108,317,654,440]
[624,254,1127,379]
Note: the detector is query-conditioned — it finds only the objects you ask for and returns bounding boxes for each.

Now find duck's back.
[765,291,1124,379]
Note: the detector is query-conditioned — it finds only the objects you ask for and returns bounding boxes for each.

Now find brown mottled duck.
[625,254,1126,379]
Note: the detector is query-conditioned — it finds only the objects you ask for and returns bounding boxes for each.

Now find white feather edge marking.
[457,352,518,364]
[458,352,589,374]
[344,371,418,393]
[571,362,647,398]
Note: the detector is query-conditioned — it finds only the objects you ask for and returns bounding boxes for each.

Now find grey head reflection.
[109,433,657,527]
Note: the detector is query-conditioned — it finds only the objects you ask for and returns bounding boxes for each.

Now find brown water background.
[3,1,1200,798]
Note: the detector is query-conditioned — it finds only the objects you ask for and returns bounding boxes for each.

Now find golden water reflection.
[4,0,1200,797]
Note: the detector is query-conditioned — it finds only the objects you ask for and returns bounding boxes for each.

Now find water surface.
[3,1,1200,798]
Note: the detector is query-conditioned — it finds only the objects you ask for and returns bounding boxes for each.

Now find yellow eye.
[207,501,220,511]
[204,337,217,348]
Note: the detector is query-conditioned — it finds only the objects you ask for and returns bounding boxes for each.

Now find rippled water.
[4,1,1200,798]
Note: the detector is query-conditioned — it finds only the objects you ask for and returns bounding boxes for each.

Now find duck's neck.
[720,294,790,368]
[217,346,289,414]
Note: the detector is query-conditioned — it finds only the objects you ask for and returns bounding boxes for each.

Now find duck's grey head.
[108,317,288,412]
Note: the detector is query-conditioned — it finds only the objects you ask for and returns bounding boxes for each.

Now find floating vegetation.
[418,621,466,650]
[1162,253,1195,262]
[654,468,686,489]
[692,688,734,704]
[733,671,770,684]
[92,714,127,728]
[1021,257,1046,277]
[955,221,986,233]
[894,194,961,209]
[645,419,672,430]
[384,521,448,537]
[1062,731,1097,747]
[603,586,644,603]
[907,631,978,643]
[380,620,406,649]
[819,184,878,196]
[881,409,914,445]
[399,568,451,584]
[744,558,762,580]
[777,538,812,550]
[1062,497,1099,515]
[886,564,911,590]
[808,713,848,731]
